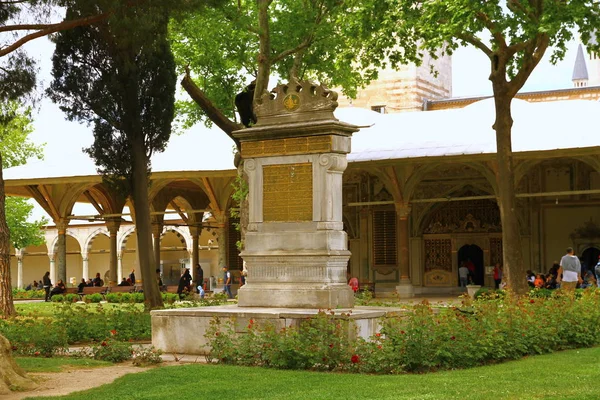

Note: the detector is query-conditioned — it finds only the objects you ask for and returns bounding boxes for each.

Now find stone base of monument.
[151,305,405,356]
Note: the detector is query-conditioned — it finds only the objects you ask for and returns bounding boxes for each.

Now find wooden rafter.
[201,177,222,214]
[83,190,104,215]
[26,185,58,221]
[169,200,189,224]
[38,185,61,221]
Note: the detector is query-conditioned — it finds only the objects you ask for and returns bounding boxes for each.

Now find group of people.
[527,247,600,290]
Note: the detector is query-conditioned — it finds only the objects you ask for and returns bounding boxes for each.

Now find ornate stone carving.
[424,269,453,287]
[570,219,600,240]
[254,81,338,126]
[423,200,501,234]
[424,238,452,272]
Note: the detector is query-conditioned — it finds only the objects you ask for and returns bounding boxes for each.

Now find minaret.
[572,43,589,88]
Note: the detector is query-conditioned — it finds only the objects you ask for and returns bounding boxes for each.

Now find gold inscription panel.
[263,163,313,222]
[242,136,332,158]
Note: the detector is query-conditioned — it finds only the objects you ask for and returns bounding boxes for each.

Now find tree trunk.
[130,136,163,310]
[492,93,528,295]
[0,334,37,395]
[0,156,15,318]
[254,0,272,102]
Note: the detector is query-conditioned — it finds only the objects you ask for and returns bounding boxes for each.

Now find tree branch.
[457,33,493,58]
[0,13,109,58]
[181,71,243,148]
[474,11,507,49]
[506,33,549,97]
[271,36,312,64]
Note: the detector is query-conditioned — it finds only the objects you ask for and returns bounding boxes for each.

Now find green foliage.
[170,0,387,129]
[0,316,68,357]
[85,293,103,303]
[0,101,42,169]
[50,294,65,303]
[132,346,163,367]
[207,289,600,373]
[5,197,48,250]
[206,310,355,371]
[354,289,373,306]
[89,331,134,363]
[12,288,44,299]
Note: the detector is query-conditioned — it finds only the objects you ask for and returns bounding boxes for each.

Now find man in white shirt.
[458,263,469,288]
[557,247,581,291]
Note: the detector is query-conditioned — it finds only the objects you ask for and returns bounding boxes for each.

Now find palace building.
[6,43,600,297]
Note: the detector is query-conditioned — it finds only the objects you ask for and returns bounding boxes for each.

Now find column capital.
[394,203,411,219]
[81,252,89,262]
[151,223,164,236]
[105,218,121,235]
[189,226,202,236]
[55,218,69,234]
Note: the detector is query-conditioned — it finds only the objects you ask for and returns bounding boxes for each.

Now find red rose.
[400,330,405,334]
[101,341,107,347]
[34,351,40,356]
[530,299,535,304]
[351,354,360,363]
[329,344,334,348]
[375,333,381,337]
[110,329,117,336]
[451,336,456,340]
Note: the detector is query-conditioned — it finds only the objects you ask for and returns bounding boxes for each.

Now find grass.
[16,357,111,373]
[26,346,600,400]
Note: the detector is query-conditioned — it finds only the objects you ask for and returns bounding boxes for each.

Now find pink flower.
[351,354,360,363]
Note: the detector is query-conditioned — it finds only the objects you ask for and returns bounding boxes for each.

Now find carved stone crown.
[254,80,339,126]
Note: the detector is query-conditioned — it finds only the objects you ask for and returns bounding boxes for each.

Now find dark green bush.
[50,294,64,303]
[0,317,68,357]
[85,293,103,303]
[206,289,600,373]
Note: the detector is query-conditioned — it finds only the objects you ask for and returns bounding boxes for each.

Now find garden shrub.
[206,290,600,374]
[65,293,80,303]
[85,293,103,303]
[12,289,45,299]
[90,330,134,363]
[0,317,68,357]
[162,293,179,304]
[105,293,119,303]
[133,346,163,366]
[132,292,145,303]
[50,294,64,303]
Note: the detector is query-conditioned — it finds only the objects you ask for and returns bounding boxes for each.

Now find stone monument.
[234,81,358,309]
[151,82,400,356]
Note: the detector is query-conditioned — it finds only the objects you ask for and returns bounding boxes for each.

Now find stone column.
[117,252,123,283]
[48,253,56,284]
[214,214,227,269]
[16,249,23,289]
[55,219,68,283]
[81,253,89,281]
[395,204,414,298]
[152,223,163,275]
[106,219,121,286]
[234,81,359,309]
[189,226,200,271]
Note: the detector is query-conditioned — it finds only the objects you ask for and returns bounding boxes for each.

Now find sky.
[14,34,584,222]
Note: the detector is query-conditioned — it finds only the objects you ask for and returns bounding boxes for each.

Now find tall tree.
[376,0,600,294]
[47,0,184,309]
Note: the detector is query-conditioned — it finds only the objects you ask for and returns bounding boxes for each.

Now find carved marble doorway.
[457,244,484,285]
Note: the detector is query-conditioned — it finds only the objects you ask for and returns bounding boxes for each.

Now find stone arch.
[161,226,190,250]
[118,225,137,252]
[515,156,600,190]
[83,228,109,254]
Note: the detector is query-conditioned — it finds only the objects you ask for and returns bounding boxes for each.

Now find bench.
[79,286,107,299]
[64,287,79,295]
[107,286,134,294]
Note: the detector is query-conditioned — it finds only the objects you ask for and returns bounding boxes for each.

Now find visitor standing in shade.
[223,266,233,299]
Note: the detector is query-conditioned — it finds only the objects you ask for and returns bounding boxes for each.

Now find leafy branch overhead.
[171,0,387,139]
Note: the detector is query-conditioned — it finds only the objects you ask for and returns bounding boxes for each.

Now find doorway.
[581,247,600,274]
[458,244,484,285]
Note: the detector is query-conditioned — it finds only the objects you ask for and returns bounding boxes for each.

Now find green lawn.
[26,347,600,400]
[16,357,111,373]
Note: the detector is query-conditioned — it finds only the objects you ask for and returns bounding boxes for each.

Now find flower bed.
[206,289,600,373]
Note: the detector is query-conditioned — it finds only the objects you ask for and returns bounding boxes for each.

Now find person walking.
[177,268,192,299]
[557,247,582,292]
[195,264,204,293]
[42,271,52,302]
[223,266,233,299]
[458,263,469,288]
[129,269,136,286]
